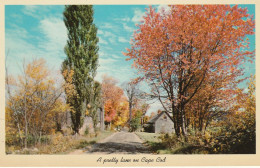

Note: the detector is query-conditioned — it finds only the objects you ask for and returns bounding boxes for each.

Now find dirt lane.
[86,131,150,154]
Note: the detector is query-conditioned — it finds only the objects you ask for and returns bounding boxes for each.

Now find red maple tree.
[124,5,255,136]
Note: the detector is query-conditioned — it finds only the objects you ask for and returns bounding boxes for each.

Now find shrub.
[130,117,141,132]
[85,127,89,135]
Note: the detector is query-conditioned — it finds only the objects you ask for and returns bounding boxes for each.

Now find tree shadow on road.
[87,141,151,154]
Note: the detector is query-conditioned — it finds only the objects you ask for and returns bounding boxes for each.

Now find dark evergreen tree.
[62,5,99,134]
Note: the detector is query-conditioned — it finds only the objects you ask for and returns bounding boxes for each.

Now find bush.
[130,117,141,132]
[210,126,255,154]
[85,127,89,135]
[159,132,212,154]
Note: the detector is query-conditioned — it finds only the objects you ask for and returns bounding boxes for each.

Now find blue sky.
[5,5,255,114]
[5,5,150,83]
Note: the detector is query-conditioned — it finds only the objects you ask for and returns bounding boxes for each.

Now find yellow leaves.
[114,100,129,127]
[51,98,70,114]
[85,109,89,116]
[205,131,211,141]
[62,69,77,99]
[25,58,49,81]
[63,69,74,84]
[84,104,92,116]
[6,58,68,139]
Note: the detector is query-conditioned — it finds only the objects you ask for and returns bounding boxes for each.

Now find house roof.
[147,111,174,124]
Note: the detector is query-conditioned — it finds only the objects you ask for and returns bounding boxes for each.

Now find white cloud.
[22,6,61,19]
[96,65,135,85]
[98,30,117,44]
[118,36,129,43]
[122,17,131,22]
[108,37,116,43]
[6,16,68,76]
[96,53,136,85]
[7,6,140,92]
[123,23,135,33]
[99,58,117,65]
[98,29,104,35]
[98,51,105,57]
[98,51,121,60]
[103,31,115,38]
[39,17,67,54]
[114,17,131,22]
[111,54,121,59]
[99,37,108,44]
[100,23,115,29]
[22,5,38,17]
[6,27,43,75]
[96,58,119,82]
[132,8,145,24]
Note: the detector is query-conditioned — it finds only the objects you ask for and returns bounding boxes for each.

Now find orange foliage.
[104,100,116,122]
[124,5,255,136]
[102,75,126,124]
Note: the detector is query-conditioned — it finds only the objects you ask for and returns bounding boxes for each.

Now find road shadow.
[87,141,151,154]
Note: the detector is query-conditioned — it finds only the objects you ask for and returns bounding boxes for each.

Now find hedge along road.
[69,131,151,154]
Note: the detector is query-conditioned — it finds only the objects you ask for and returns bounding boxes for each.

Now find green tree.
[89,81,102,130]
[62,5,99,134]
[129,110,142,132]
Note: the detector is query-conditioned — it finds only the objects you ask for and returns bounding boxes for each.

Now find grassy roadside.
[135,132,172,154]
[62,130,114,154]
[6,131,114,154]
[135,132,209,154]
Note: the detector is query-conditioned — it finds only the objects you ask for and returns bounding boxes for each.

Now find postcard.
[0,0,259,166]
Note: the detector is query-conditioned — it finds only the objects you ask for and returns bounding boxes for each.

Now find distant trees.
[122,81,140,123]
[125,5,255,137]
[62,5,99,134]
[129,102,150,132]
[6,59,69,148]
[101,75,126,128]
[101,75,150,130]
[113,99,129,128]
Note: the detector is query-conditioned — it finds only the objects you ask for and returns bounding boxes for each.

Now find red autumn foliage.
[124,5,255,136]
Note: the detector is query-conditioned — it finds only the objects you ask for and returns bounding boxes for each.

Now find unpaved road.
[70,131,150,154]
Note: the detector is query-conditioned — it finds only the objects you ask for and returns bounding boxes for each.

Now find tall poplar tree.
[62,5,99,134]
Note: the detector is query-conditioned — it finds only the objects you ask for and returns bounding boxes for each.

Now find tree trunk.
[129,102,132,123]
[100,107,104,131]
[172,107,180,137]
[16,123,23,147]
[180,104,187,140]
[181,113,187,136]
[24,120,28,148]
[39,131,42,145]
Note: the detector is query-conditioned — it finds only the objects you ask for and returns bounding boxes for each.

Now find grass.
[135,132,161,143]
[135,131,212,154]
[6,130,113,154]
[135,132,170,154]
[49,130,114,154]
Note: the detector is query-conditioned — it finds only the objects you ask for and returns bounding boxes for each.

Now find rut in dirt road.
[87,132,150,154]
